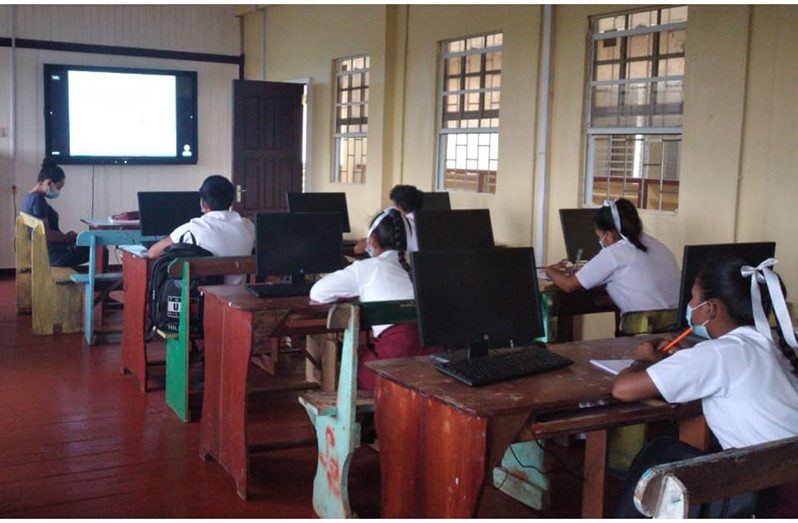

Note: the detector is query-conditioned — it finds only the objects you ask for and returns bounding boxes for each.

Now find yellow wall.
[250,4,798,331]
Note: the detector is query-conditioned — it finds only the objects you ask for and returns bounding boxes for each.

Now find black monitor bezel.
[414,209,494,251]
[285,192,351,233]
[559,208,602,263]
[137,191,202,237]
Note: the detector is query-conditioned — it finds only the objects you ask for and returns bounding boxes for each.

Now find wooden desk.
[199,285,336,500]
[120,245,152,391]
[367,338,705,518]
[80,218,140,273]
[541,282,618,342]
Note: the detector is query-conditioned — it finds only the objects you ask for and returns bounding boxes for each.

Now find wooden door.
[232,80,304,216]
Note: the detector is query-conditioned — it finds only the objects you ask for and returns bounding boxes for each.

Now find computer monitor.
[255,212,343,279]
[421,191,451,211]
[138,191,202,237]
[675,242,777,329]
[411,247,544,351]
[286,192,351,233]
[414,209,494,251]
[559,208,601,263]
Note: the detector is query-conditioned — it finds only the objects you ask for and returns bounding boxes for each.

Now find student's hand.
[633,339,671,363]
[66,231,78,241]
[353,238,367,255]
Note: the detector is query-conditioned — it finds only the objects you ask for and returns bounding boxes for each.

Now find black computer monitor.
[675,242,776,329]
[138,191,202,237]
[411,247,544,352]
[559,208,601,263]
[286,192,351,233]
[421,191,451,211]
[255,212,343,279]
[414,209,494,251]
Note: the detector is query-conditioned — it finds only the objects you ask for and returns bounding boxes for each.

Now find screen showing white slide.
[68,70,177,157]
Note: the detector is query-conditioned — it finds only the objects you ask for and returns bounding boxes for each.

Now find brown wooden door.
[232,80,303,217]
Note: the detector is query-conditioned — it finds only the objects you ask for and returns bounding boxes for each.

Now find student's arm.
[544,261,583,293]
[147,237,173,259]
[613,339,667,401]
[28,196,73,242]
[45,230,76,242]
[309,264,359,303]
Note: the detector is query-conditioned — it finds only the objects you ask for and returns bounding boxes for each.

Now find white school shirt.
[309,250,415,336]
[405,212,418,252]
[575,233,679,315]
[647,326,798,449]
[169,210,255,285]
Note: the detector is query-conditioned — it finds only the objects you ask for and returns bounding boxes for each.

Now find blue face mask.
[685,300,710,339]
[45,185,60,199]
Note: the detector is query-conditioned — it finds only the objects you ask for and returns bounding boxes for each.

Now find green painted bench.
[298,299,416,518]
[161,255,256,422]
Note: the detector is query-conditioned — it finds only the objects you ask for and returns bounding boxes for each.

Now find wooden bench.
[15,212,82,335]
[298,299,416,518]
[161,255,256,422]
[634,435,798,518]
[71,229,160,344]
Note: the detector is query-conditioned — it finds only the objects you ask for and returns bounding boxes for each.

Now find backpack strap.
[179,230,198,245]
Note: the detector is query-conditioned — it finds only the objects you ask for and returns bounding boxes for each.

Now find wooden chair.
[634,435,798,518]
[298,299,416,518]
[70,229,160,344]
[618,309,678,336]
[15,212,82,335]
[160,255,255,422]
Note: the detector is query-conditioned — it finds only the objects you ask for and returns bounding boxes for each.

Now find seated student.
[354,184,423,255]
[147,175,255,284]
[612,256,798,517]
[22,158,91,268]
[544,198,680,316]
[310,208,431,390]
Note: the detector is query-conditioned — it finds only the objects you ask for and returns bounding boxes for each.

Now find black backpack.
[148,236,223,338]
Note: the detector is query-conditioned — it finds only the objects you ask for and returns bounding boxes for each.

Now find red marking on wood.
[317,426,341,499]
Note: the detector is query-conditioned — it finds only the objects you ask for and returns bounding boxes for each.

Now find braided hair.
[696,256,798,376]
[369,208,412,280]
[595,198,648,252]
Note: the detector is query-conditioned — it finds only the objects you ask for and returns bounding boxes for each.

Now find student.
[544,198,680,316]
[22,158,91,268]
[612,256,798,517]
[147,175,255,284]
[354,184,423,255]
[310,208,430,390]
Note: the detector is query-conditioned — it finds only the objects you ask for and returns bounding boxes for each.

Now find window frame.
[584,6,686,212]
[332,53,369,184]
[435,31,503,194]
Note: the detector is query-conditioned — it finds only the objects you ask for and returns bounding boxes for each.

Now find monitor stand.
[431,340,489,364]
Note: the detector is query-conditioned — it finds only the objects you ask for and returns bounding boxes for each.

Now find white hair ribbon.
[740,258,798,352]
[367,207,411,249]
[602,199,627,240]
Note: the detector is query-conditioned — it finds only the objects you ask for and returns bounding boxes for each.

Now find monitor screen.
[411,247,544,348]
[559,208,601,263]
[676,242,777,329]
[414,209,494,251]
[255,212,343,278]
[421,191,451,211]
[285,192,351,233]
[137,191,202,237]
[44,64,198,165]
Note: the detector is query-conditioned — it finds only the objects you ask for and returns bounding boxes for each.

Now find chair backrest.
[16,213,49,312]
[634,435,798,518]
[358,299,416,328]
[619,309,678,336]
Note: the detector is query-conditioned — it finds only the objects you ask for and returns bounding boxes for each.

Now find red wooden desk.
[199,285,335,500]
[119,245,152,391]
[367,338,705,518]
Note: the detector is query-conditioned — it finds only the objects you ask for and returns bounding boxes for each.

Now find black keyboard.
[435,348,574,386]
[244,283,311,299]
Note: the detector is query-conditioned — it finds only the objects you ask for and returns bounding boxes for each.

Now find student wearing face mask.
[611,256,798,517]
[21,158,91,268]
[310,208,434,390]
[544,198,680,316]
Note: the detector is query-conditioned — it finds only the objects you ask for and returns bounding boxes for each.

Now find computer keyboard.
[434,348,574,386]
[244,282,312,299]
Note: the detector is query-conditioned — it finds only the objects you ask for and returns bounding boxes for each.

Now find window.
[333,55,369,184]
[586,6,687,212]
[437,32,502,194]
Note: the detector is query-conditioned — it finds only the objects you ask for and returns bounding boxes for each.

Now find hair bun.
[41,157,57,169]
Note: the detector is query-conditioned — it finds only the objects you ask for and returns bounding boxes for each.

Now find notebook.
[589,359,635,376]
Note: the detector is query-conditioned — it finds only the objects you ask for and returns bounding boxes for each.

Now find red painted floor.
[0,274,587,517]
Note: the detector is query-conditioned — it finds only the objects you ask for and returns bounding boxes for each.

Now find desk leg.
[582,429,609,518]
[120,252,149,392]
[556,313,575,343]
[200,293,225,462]
[679,414,710,451]
[93,243,106,333]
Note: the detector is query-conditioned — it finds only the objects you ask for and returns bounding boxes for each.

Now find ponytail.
[595,198,647,252]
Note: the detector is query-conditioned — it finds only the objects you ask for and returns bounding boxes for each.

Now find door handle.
[236,184,247,203]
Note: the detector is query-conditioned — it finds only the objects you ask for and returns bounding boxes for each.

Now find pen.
[659,327,692,353]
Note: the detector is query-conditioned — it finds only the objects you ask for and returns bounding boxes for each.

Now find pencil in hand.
[659,327,693,353]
